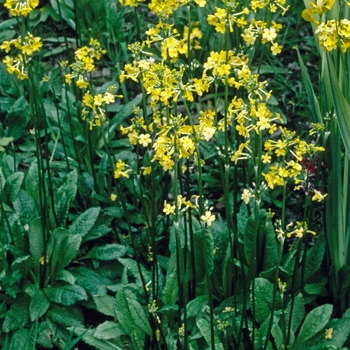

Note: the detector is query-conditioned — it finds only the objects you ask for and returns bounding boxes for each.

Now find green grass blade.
[326,54,350,158]
[296,47,323,124]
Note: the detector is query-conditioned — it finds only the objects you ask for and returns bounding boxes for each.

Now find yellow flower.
[163,201,175,215]
[241,189,254,204]
[110,193,117,201]
[312,190,327,202]
[201,211,215,226]
[138,134,152,147]
[142,166,152,175]
[325,328,333,339]
[76,76,89,89]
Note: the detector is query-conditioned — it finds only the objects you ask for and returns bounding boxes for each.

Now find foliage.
[0,0,349,349]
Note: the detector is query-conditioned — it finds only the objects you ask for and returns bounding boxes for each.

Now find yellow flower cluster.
[4,0,39,16]
[114,159,131,179]
[145,22,202,62]
[163,195,194,215]
[241,19,283,55]
[262,128,325,189]
[64,39,106,89]
[207,3,249,34]
[315,19,350,52]
[82,85,122,130]
[0,33,42,80]
[285,221,316,238]
[148,0,205,19]
[303,0,350,52]
[118,0,145,6]
[251,0,290,15]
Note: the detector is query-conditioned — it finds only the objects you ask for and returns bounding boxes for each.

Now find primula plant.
[0,0,350,349]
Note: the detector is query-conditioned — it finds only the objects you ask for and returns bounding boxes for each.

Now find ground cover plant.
[0,0,350,349]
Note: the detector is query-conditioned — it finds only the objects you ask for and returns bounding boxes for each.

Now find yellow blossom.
[201,211,215,226]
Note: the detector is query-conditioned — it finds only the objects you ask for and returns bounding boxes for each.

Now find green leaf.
[196,318,222,348]
[326,54,350,157]
[55,169,78,225]
[304,234,325,280]
[71,266,108,296]
[69,327,124,350]
[94,321,126,340]
[83,243,126,261]
[296,47,323,124]
[69,207,100,237]
[47,304,84,327]
[114,288,140,335]
[162,269,178,305]
[24,162,40,209]
[187,295,208,318]
[56,269,76,285]
[262,220,278,272]
[292,304,333,350]
[8,328,33,350]
[285,293,305,333]
[93,295,115,317]
[129,299,152,336]
[2,295,30,332]
[118,258,152,286]
[49,228,82,277]
[13,190,37,224]
[29,290,51,321]
[338,265,350,299]
[304,284,328,296]
[308,318,350,349]
[44,284,88,306]
[3,172,24,204]
[28,217,44,272]
[253,278,274,324]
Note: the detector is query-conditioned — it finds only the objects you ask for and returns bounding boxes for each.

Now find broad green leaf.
[49,228,82,277]
[262,220,278,272]
[2,295,30,332]
[196,318,222,348]
[47,304,84,327]
[304,234,325,280]
[24,162,40,209]
[9,214,25,255]
[129,299,152,336]
[28,217,44,272]
[114,288,135,334]
[118,258,152,286]
[292,304,333,350]
[69,327,124,350]
[29,290,51,321]
[83,243,126,261]
[44,284,88,306]
[70,266,108,296]
[55,169,78,226]
[307,318,350,349]
[4,172,24,203]
[8,328,32,350]
[13,190,37,224]
[304,284,328,296]
[94,321,126,340]
[285,293,305,333]
[271,324,284,350]
[93,295,115,317]
[56,269,76,285]
[162,269,178,305]
[187,295,208,318]
[69,207,100,237]
[253,278,274,324]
